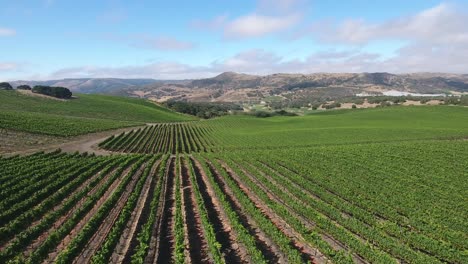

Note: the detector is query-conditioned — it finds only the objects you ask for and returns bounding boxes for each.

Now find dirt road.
[2,125,145,157]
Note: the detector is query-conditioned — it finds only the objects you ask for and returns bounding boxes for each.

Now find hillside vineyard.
[1,106,467,264]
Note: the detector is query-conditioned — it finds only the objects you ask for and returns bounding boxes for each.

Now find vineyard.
[0,91,193,136]
[1,106,467,263]
[100,123,216,154]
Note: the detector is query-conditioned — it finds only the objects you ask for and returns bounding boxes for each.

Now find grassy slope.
[204,106,468,150]
[0,90,194,136]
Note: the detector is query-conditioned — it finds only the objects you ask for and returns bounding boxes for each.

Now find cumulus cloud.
[41,49,381,80]
[0,27,16,36]
[31,41,468,81]
[193,0,305,39]
[11,3,468,80]
[209,49,384,74]
[212,49,283,74]
[225,14,300,38]
[48,62,211,80]
[314,3,468,45]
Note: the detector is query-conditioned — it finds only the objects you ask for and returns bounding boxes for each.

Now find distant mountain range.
[11,72,468,102]
[10,78,187,94]
[121,72,468,102]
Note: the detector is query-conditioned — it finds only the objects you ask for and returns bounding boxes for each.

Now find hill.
[1,103,467,263]
[10,73,468,103]
[10,78,163,94]
[124,72,468,102]
[0,90,195,136]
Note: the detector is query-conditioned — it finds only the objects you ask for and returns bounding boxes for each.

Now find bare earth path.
[2,125,145,157]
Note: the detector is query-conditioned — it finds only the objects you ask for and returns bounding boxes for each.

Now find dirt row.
[21,165,122,258]
[180,158,212,263]
[256,161,375,263]
[270,160,441,263]
[154,158,177,263]
[216,160,329,264]
[189,158,245,263]
[42,160,142,263]
[143,158,172,264]
[71,161,149,263]
[201,159,287,263]
[0,163,110,252]
[111,159,163,263]
[241,162,365,264]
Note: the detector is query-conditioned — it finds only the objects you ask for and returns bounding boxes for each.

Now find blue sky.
[1,0,467,80]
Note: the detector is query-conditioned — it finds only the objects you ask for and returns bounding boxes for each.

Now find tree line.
[164,100,243,119]
[0,82,72,99]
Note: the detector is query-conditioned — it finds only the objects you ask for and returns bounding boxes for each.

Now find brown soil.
[0,154,72,203]
[180,158,212,263]
[0,130,68,155]
[43,161,141,262]
[17,165,120,257]
[111,159,162,263]
[2,126,145,157]
[402,100,442,106]
[273,160,446,263]
[202,159,287,263]
[155,158,177,264]
[71,161,148,264]
[179,159,192,264]
[189,158,245,263]
[217,160,328,264]
[145,158,172,263]
[246,162,367,264]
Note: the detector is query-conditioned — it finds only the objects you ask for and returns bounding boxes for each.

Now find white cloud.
[212,49,282,74]
[0,27,16,36]
[314,3,468,45]
[9,3,468,80]
[48,62,211,80]
[193,0,305,39]
[225,14,300,38]
[21,41,468,81]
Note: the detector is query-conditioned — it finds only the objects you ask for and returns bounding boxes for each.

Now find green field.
[1,103,467,263]
[0,90,194,136]
[101,106,468,152]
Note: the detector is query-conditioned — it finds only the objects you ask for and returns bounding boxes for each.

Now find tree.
[0,82,13,90]
[32,85,72,99]
[17,85,32,90]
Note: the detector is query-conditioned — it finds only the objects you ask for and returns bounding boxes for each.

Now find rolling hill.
[0,90,195,136]
[10,78,162,94]
[122,72,468,102]
[10,72,468,103]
